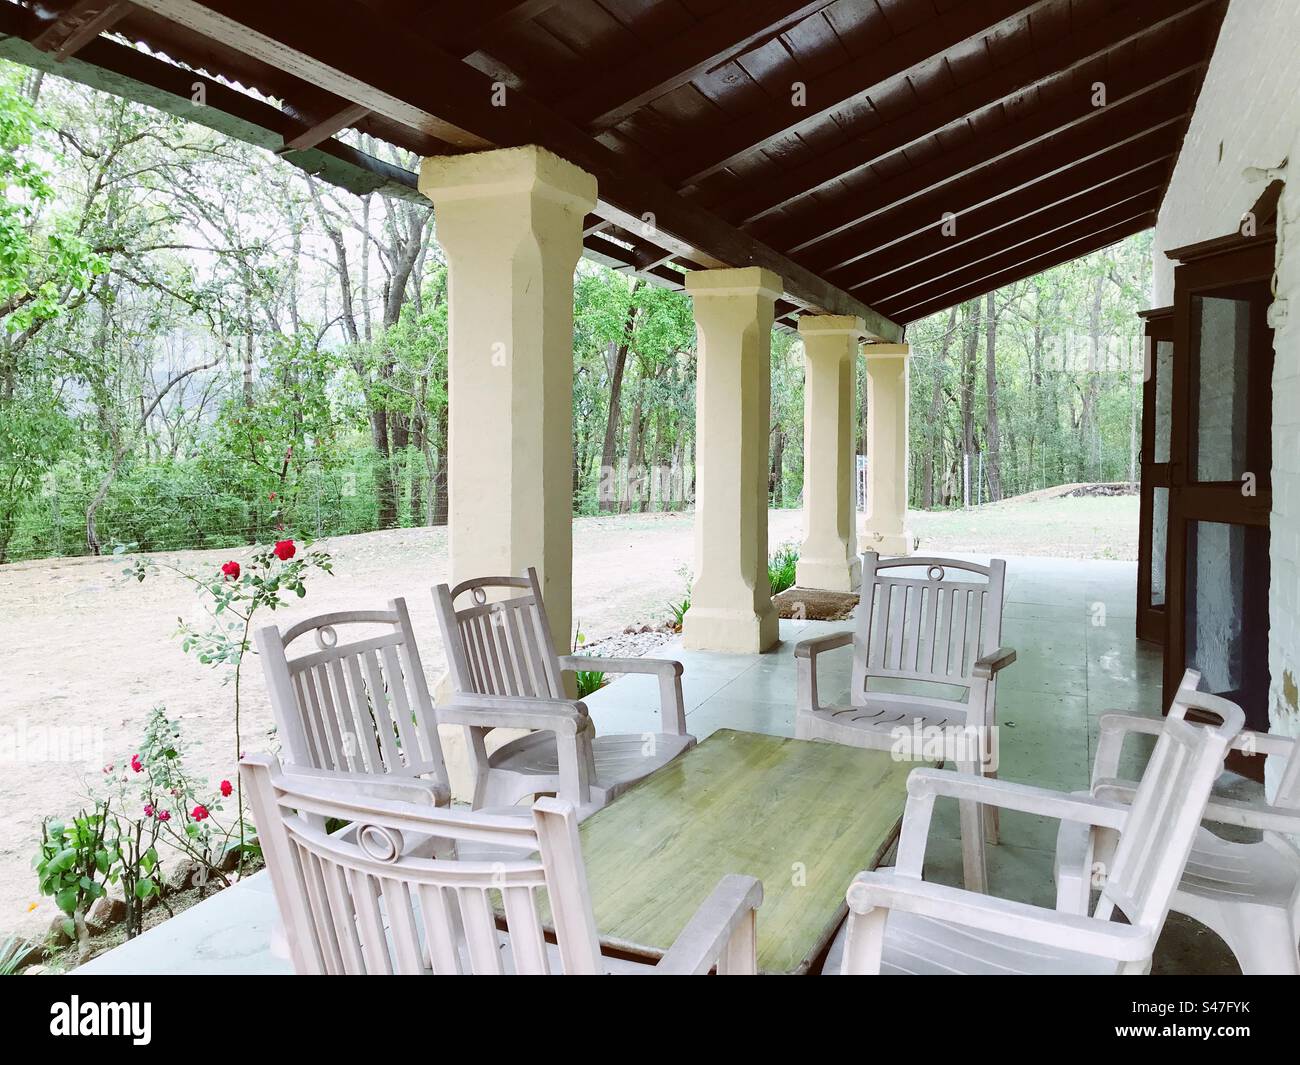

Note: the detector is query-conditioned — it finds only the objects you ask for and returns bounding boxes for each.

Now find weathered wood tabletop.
[558,728,917,974]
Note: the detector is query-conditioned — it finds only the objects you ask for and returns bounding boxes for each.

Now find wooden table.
[559,728,918,975]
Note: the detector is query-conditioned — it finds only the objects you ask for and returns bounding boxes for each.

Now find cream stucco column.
[683,267,782,653]
[419,146,596,653]
[861,343,912,556]
[796,315,864,591]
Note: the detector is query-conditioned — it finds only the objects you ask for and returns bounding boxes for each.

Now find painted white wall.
[1152,0,1300,792]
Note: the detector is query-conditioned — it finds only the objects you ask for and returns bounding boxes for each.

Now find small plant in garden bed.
[768,543,800,595]
[571,623,607,697]
[32,804,113,963]
[0,935,29,975]
[123,537,332,870]
[32,706,250,957]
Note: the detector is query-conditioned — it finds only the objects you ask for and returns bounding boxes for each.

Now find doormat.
[772,587,859,622]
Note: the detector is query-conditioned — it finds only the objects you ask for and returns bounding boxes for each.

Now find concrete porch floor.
[83,555,1251,975]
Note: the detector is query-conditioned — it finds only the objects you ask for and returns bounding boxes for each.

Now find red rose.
[267,492,277,501]
[221,560,240,580]
[272,539,296,561]
[157,810,170,822]
[192,805,209,821]
[130,754,143,773]
[143,804,154,817]
[219,779,233,797]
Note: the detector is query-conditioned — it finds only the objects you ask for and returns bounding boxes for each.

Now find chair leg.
[982,767,1000,845]
[958,797,989,894]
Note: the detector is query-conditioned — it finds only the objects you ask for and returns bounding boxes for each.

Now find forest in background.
[0,61,1149,565]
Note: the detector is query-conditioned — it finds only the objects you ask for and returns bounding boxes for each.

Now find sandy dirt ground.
[0,497,1135,939]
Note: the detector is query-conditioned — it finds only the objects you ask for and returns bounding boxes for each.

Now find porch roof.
[4,0,1226,331]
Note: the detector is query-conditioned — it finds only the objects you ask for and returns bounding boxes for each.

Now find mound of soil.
[1063,483,1137,498]
[772,587,859,622]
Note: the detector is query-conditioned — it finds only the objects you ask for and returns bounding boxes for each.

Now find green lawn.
[908,494,1138,560]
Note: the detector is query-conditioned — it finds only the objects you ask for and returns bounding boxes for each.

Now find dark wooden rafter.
[664,0,1053,189]
[421,0,560,56]
[794,66,1202,276]
[2,0,1230,332]
[858,159,1170,304]
[554,0,836,133]
[281,99,372,152]
[707,0,1219,227]
[0,6,685,297]
[837,122,1187,295]
[126,0,901,337]
[891,212,1156,324]
[30,0,134,60]
[875,194,1161,318]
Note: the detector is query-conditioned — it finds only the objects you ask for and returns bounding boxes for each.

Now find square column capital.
[419,145,597,214]
[798,314,866,339]
[861,342,911,360]
[685,266,783,301]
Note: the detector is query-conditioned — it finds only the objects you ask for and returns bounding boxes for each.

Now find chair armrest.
[795,631,854,712]
[793,631,853,659]
[558,655,687,736]
[843,869,1154,968]
[559,654,682,679]
[973,646,1016,679]
[655,875,764,975]
[1092,714,1292,786]
[1094,777,1300,836]
[437,695,590,736]
[281,764,450,807]
[907,768,1129,830]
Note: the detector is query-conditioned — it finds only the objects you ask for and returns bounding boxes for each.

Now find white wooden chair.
[255,599,450,801]
[827,686,1244,975]
[1056,669,1300,974]
[795,552,1015,891]
[241,752,762,974]
[432,568,695,813]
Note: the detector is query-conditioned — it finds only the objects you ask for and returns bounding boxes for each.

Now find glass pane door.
[1165,242,1274,737]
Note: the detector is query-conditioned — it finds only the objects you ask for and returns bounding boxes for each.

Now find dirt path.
[0,496,1135,939]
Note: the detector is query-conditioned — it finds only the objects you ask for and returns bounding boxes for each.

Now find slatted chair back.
[432,567,565,700]
[851,552,1007,700]
[242,753,603,975]
[255,599,447,785]
[1094,688,1243,968]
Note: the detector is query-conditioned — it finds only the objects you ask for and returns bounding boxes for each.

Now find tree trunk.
[431,400,449,527]
[769,428,785,507]
[1083,274,1104,480]
[983,291,1004,501]
[922,306,958,508]
[959,301,980,505]
[598,284,640,512]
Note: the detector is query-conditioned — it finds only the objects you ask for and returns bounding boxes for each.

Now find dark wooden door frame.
[1163,234,1275,763]
[1136,305,1174,644]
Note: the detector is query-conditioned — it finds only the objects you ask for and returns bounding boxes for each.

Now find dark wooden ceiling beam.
[709,0,1219,227]
[874,192,1161,317]
[0,9,426,202]
[422,0,559,55]
[796,66,1200,276]
[555,0,835,133]
[31,0,134,60]
[842,145,1180,295]
[664,0,1052,189]
[130,0,901,338]
[891,212,1156,324]
[281,100,372,152]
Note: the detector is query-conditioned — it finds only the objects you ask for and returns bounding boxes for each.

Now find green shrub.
[768,543,799,595]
